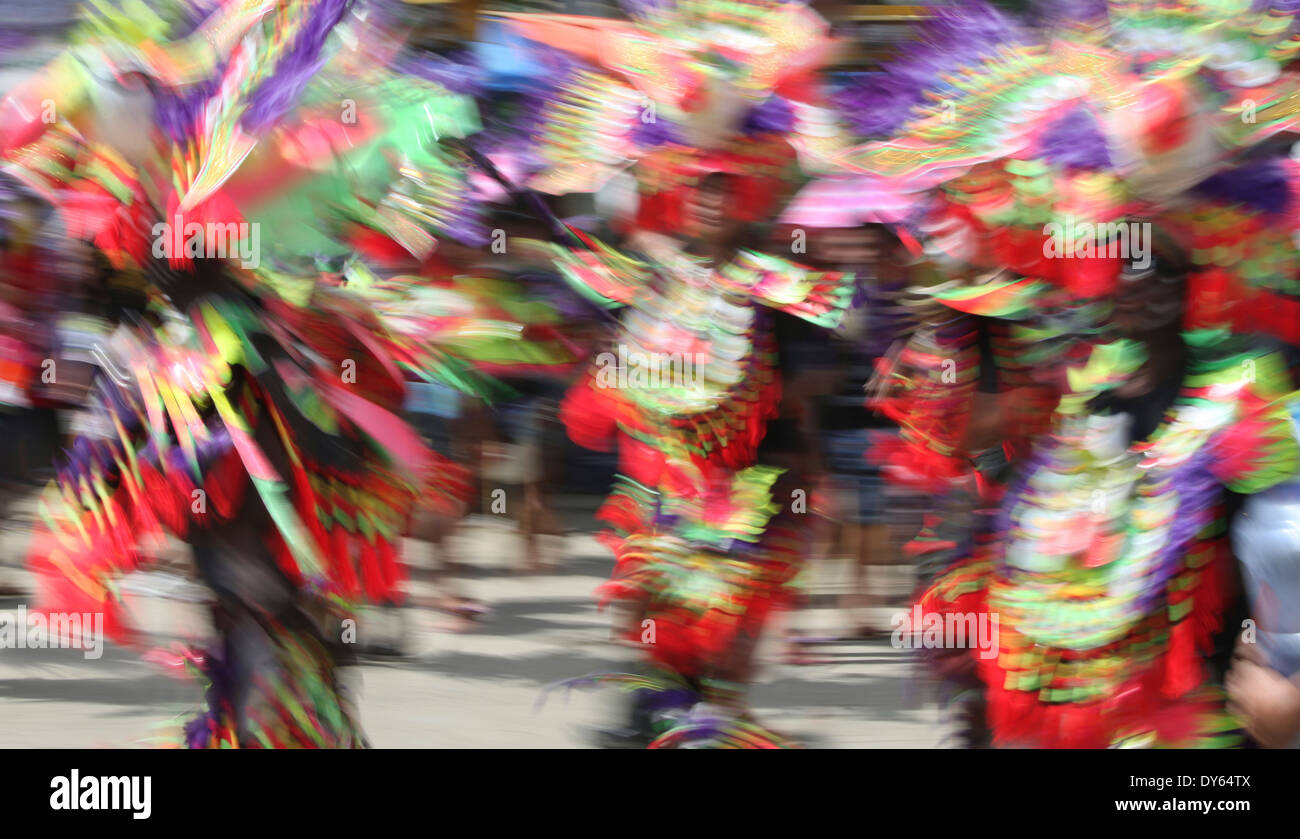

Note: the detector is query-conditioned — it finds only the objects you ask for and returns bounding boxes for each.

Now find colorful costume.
[499,0,856,747]
[814,0,1300,746]
[2,0,572,747]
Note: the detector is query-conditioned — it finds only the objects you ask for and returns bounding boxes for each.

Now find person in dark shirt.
[796,224,917,640]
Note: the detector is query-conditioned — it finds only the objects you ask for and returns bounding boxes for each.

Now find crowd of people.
[2,0,1300,748]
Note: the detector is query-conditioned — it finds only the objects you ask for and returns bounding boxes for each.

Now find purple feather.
[0,29,31,56]
[618,0,675,23]
[152,67,225,146]
[400,51,484,97]
[442,204,490,247]
[631,114,683,149]
[1253,0,1300,12]
[1037,107,1112,170]
[1193,157,1292,216]
[742,95,795,136]
[834,0,1024,139]
[241,0,352,134]
[1030,0,1109,27]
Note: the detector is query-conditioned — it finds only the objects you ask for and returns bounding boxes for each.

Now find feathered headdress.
[488,0,842,230]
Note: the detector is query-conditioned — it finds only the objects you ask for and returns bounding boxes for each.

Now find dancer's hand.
[1227,656,1300,749]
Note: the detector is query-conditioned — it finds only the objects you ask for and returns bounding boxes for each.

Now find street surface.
[0,498,953,748]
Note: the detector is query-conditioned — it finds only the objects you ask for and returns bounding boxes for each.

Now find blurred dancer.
[552,169,853,747]
[810,225,916,638]
[483,382,569,571]
[899,243,1300,747]
[796,0,1300,748]
[0,179,62,492]
[491,0,852,747]
[1,0,560,747]
[404,377,480,626]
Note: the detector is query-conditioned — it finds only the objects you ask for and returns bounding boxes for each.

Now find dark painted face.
[814,226,884,270]
[686,173,743,245]
[1112,255,1185,337]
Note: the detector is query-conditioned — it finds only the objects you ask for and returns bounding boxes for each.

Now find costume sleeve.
[1208,344,1300,495]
